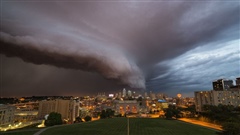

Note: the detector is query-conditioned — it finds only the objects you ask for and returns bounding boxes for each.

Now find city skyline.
[0,1,239,97]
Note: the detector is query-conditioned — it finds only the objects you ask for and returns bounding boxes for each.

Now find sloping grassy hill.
[41,118,218,135]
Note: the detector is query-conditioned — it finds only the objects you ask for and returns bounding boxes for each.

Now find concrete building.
[118,92,122,99]
[236,77,240,88]
[122,88,126,98]
[195,89,240,112]
[14,102,39,122]
[114,100,139,115]
[38,99,79,123]
[155,100,168,110]
[212,79,233,91]
[150,92,156,100]
[0,105,15,127]
[127,90,132,97]
[144,92,148,99]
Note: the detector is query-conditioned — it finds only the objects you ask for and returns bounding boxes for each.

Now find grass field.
[0,123,41,135]
[41,118,218,135]
[0,129,40,135]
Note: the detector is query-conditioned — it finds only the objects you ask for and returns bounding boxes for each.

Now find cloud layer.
[0,1,239,96]
[0,32,145,89]
[149,39,239,96]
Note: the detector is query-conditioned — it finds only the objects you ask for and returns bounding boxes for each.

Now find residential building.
[0,105,15,127]
[38,99,79,123]
[236,77,240,88]
[14,102,38,122]
[195,89,240,112]
[212,79,233,91]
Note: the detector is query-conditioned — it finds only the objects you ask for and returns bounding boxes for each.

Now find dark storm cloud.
[0,1,239,96]
[0,32,145,89]
[1,54,123,97]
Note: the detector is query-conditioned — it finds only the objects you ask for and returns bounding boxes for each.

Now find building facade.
[14,102,38,122]
[195,89,240,112]
[38,99,79,123]
[114,100,139,115]
[212,79,233,91]
[0,105,15,127]
[122,89,126,98]
[236,77,240,88]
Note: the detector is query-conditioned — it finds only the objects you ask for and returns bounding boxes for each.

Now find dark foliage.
[221,122,240,135]
[84,116,92,122]
[44,112,62,126]
[100,109,115,119]
[200,104,240,135]
[74,116,83,123]
[164,105,180,119]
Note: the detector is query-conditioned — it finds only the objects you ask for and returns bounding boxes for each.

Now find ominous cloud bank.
[0,1,239,96]
[0,32,145,89]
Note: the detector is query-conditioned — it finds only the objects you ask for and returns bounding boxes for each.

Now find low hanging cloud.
[0,32,145,89]
[0,1,239,96]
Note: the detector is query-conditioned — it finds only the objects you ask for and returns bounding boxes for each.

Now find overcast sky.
[0,0,239,97]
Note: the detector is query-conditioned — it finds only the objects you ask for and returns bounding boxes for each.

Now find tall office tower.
[123,88,126,97]
[212,79,233,90]
[118,92,122,98]
[144,92,148,98]
[127,90,132,97]
[115,93,118,98]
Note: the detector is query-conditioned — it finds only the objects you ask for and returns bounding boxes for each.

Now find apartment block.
[195,89,240,112]
[0,105,15,127]
[38,99,79,123]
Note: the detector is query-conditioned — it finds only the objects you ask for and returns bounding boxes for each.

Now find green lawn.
[40,118,218,135]
[0,123,41,135]
[0,129,40,135]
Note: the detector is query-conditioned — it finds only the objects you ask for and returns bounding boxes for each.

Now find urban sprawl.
[0,77,239,131]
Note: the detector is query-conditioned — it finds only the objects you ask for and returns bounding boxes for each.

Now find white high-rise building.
[123,88,126,97]
[128,90,132,97]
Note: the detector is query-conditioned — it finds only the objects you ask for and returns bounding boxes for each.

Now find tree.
[201,105,239,123]
[100,109,115,119]
[44,112,62,126]
[165,109,174,119]
[164,105,180,119]
[199,105,240,135]
[106,109,114,118]
[100,110,107,119]
[222,122,240,135]
[84,115,92,122]
[74,116,83,123]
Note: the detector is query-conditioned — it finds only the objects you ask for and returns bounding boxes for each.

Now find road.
[178,118,222,131]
